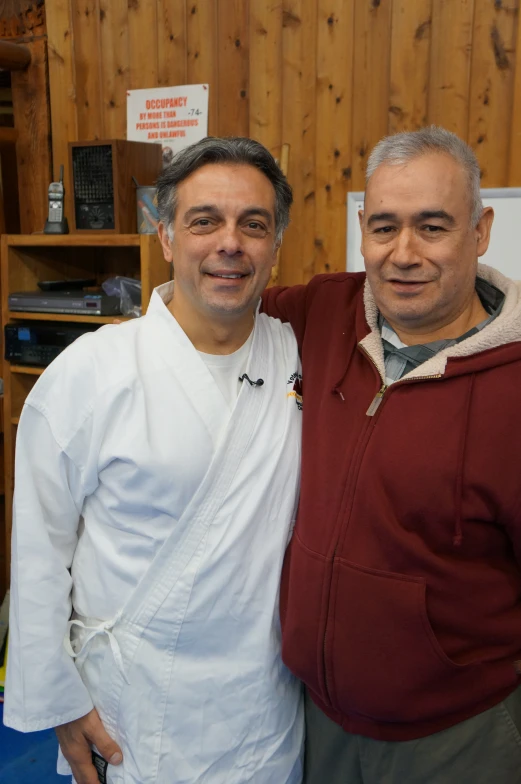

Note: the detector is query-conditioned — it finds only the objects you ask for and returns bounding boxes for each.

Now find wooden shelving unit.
[1,233,168,585]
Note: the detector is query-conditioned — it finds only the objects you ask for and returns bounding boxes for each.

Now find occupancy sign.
[127,84,209,163]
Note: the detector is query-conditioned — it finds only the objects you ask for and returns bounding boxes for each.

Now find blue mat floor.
[0,702,63,783]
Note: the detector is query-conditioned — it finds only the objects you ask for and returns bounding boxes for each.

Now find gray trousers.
[304,687,521,784]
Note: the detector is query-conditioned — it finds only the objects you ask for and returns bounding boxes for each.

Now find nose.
[389,228,421,268]
[216,223,243,257]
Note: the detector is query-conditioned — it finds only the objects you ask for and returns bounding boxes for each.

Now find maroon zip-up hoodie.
[262,267,521,741]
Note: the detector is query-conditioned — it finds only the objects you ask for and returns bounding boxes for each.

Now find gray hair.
[156,136,293,245]
[366,126,483,226]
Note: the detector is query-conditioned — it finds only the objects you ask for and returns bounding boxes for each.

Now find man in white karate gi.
[5,137,304,784]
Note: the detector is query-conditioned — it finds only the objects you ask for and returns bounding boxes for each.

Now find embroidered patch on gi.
[92,750,108,783]
[287,372,303,410]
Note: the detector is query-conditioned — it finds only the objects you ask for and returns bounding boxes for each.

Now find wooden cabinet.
[0,233,168,586]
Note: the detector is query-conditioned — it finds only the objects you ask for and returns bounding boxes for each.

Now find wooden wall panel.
[72,0,104,140]
[186,1,218,134]
[508,4,521,185]
[47,0,77,186]
[99,0,129,140]
[249,1,283,155]
[41,0,521,283]
[11,38,52,233]
[314,0,355,274]
[217,0,249,137]
[468,0,519,185]
[157,0,187,87]
[128,0,159,90]
[389,0,432,133]
[280,0,318,284]
[428,0,475,137]
[351,0,393,190]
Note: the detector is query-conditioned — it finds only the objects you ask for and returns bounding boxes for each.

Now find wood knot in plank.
[283,10,301,28]
[415,20,431,41]
[342,167,352,180]
[490,24,510,70]
[128,0,139,10]
[389,105,405,120]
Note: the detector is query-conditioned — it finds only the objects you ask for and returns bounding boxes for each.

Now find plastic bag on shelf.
[102,276,142,318]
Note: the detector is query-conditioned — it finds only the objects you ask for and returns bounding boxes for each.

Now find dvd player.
[8,290,121,316]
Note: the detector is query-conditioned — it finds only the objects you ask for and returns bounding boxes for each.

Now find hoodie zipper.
[322,348,442,707]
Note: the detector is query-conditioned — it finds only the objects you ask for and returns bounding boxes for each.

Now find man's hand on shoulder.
[55,707,123,784]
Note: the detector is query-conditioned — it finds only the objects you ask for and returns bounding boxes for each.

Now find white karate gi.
[4,282,304,783]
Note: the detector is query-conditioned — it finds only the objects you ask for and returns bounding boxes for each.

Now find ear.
[358,208,365,256]
[158,222,174,263]
[476,206,494,258]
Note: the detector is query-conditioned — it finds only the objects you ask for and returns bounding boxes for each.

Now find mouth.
[204,271,250,288]
[387,279,430,294]
[209,273,245,279]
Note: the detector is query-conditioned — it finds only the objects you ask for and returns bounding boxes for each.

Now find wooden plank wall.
[1,4,52,234]
[43,0,521,284]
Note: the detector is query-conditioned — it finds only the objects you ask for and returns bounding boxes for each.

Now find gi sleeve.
[3,403,94,732]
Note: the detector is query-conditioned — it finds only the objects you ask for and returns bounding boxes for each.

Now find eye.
[189,217,217,234]
[421,224,445,233]
[242,220,269,237]
[373,226,395,234]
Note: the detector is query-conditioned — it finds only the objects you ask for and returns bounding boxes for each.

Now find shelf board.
[9,365,44,376]
[8,311,130,325]
[11,417,19,425]
[4,234,144,248]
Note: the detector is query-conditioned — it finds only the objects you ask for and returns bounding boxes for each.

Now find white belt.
[64,615,130,684]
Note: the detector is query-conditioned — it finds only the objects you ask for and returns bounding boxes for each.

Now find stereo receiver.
[5,322,101,367]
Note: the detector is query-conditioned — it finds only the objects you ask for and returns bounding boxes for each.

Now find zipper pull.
[366,384,387,416]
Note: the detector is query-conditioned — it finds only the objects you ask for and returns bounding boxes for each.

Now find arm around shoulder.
[261,283,310,346]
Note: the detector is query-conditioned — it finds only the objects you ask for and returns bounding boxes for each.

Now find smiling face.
[360,152,494,342]
[158,162,278,342]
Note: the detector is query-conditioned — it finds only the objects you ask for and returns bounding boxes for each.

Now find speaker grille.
[72,145,113,203]
[72,144,115,230]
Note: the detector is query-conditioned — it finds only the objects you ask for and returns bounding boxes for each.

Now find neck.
[168,297,254,354]
[387,291,489,346]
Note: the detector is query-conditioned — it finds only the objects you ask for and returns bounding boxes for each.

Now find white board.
[346,187,521,279]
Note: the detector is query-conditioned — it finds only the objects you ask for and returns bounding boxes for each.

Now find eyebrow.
[183,205,274,224]
[366,212,398,226]
[415,210,455,225]
[366,209,456,226]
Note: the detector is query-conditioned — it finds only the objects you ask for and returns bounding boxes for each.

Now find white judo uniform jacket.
[5,282,304,783]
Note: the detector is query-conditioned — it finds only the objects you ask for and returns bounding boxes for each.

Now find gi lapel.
[120,312,269,629]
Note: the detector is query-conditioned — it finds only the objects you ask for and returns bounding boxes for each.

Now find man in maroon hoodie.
[263,126,521,783]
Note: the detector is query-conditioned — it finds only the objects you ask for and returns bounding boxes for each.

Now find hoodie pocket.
[325,559,477,724]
